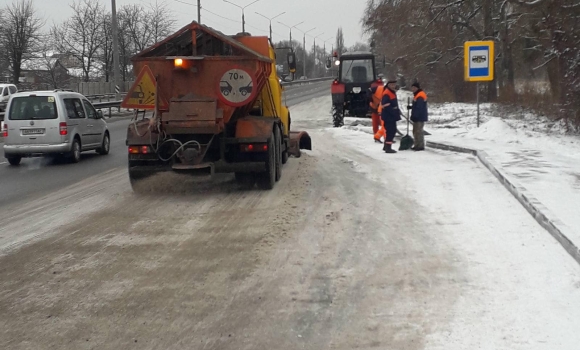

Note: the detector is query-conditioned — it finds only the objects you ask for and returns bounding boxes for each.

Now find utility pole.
[197,0,201,23]
[111,0,121,98]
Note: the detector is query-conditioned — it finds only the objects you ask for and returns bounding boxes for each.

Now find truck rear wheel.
[128,161,156,193]
[274,127,282,182]
[235,172,255,189]
[256,132,276,190]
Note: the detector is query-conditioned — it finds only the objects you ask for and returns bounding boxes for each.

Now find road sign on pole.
[464,41,494,127]
[464,41,494,82]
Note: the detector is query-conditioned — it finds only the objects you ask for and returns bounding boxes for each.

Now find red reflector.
[248,144,254,151]
[263,144,268,151]
[59,122,67,136]
[128,146,140,154]
[141,146,150,154]
[2,124,7,138]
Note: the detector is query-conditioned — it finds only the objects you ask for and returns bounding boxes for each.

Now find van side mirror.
[287,52,297,73]
[97,110,104,119]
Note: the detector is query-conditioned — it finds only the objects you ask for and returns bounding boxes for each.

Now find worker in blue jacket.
[410,82,428,151]
[380,79,401,154]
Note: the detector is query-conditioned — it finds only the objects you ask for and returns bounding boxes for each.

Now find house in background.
[19,56,73,90]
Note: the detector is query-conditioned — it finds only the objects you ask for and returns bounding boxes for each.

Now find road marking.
[0,162,7,165]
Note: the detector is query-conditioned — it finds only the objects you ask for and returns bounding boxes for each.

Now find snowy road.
[0,96,579,349]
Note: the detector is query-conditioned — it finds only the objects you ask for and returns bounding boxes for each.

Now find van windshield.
[9,96,58,120]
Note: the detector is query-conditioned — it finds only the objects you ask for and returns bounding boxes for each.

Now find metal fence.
[0,77,333,120]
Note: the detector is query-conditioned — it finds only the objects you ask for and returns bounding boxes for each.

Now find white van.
[2,90,110,165]
[0,84,18,104]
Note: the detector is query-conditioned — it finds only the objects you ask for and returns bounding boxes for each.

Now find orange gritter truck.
[122,22,311,190]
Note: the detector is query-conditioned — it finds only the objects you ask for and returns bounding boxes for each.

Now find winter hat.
[412,82,421,89]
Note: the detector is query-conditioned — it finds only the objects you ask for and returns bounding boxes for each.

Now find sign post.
[464,41,494,127]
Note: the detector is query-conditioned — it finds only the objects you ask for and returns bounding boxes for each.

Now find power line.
[202,7,240,23]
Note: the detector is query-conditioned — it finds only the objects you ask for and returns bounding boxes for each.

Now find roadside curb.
[427,140,580,266]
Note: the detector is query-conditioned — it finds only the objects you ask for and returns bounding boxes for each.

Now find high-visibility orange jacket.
[370,85,385,113]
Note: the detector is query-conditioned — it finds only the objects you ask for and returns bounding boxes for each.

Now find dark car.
[239,82,253,96]
[220,81,233,96]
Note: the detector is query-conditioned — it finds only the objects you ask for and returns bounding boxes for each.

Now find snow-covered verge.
[343,90,580,252]
[291,96,580,349]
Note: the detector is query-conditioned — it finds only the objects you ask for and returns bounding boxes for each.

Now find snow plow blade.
[288,131,312,158]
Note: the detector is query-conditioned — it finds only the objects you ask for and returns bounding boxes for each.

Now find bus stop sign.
[464,41,494,82]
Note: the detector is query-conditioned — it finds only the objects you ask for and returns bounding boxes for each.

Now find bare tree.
[1,0,43,84]
[99,13,114,82]
[335,28,345,55]
[37,36,71,89]
[52,0,104,82]
[121,3,175,53]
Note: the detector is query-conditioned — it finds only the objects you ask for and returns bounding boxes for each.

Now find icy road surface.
[0,96,579,349]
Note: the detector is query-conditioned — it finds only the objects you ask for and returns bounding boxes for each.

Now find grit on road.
[0,85,579,350]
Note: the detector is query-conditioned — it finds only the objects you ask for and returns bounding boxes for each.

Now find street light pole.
[296,27,316,78]
[223,0,260,33]
[111,0,121,97]
[311,33,324,77]
[278,21,304,51]
[255,11,285,41]
[323,37,334,57]
[197,0,201,24]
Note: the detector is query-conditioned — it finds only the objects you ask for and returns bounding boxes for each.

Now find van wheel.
[7,156,21,166]
[97,132,110,155]
[69,138,81,163]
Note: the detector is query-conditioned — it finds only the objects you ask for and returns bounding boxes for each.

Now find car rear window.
[9,96,58,120]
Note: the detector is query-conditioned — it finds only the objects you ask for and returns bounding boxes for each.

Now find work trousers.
[413,122,425,149]
[371,112,381,134]
[384,119,397,144]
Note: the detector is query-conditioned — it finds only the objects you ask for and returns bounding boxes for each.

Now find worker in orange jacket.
[369,83,386,142]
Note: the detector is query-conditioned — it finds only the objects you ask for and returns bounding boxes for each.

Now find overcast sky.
[2,0,368,49]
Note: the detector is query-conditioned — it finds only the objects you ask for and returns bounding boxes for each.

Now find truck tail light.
[240,143,267,152]
[2,123,7,137]
[128,145,151,154]
[59,122,68,136]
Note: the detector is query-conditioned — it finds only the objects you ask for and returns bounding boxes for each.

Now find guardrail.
[1,79,332,119]
[281,76,334,87]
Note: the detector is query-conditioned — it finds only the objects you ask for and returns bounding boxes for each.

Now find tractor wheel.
[332,105,344,128]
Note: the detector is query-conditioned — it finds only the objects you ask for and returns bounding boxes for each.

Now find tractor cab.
[330,51,382,127]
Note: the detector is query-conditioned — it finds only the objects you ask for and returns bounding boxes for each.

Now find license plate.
[352,87,362,93]
[22,128,45,135]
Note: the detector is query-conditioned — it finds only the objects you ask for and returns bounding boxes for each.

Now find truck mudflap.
[288,131,312,158]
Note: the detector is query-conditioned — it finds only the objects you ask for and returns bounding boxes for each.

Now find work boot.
[383,143,397,154]
[374,138,382,143]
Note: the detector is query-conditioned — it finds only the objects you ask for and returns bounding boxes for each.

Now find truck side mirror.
[287,52,297,73]
[325,57,332,69]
